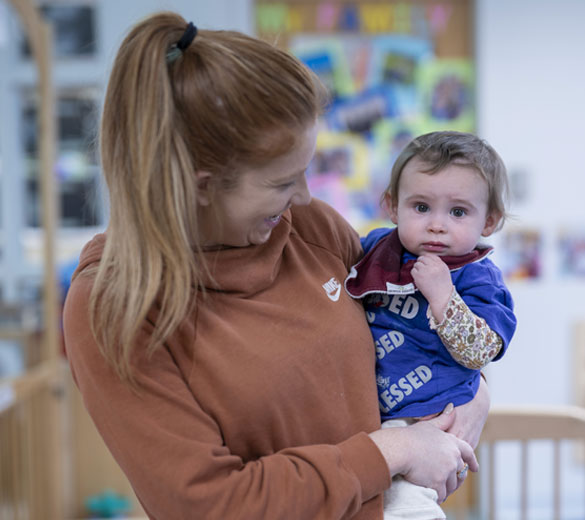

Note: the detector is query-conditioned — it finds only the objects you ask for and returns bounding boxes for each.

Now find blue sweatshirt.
[345,228,516,420]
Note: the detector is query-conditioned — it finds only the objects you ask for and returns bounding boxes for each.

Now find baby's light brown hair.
[382,131,510,230]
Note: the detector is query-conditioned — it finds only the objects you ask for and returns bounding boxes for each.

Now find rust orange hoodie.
[64,198,389,519]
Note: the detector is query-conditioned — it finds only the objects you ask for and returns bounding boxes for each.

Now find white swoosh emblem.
[327,285,341,302]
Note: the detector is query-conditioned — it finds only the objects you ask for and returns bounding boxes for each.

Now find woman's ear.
[482,211,502,237]
[195,171,214,206]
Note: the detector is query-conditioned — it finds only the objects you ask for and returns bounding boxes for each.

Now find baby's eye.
[415,204,429,213]
[451,207,466,217]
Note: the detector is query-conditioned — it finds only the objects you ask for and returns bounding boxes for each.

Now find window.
[21,3,96,58]
[21,88,103,227]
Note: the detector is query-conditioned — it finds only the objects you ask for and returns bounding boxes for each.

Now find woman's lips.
[265,206,290,228]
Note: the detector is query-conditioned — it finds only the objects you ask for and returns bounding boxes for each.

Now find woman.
[64,12,484,519]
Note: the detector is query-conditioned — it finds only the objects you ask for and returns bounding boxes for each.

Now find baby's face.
[388,157,499,257]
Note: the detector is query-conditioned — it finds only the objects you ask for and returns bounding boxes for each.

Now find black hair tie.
[166,22,197,64]
[177,22,197,51]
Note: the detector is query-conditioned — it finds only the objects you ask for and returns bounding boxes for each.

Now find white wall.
[475,2,585,516]
[97,0,253,62]
[476,0,585,408]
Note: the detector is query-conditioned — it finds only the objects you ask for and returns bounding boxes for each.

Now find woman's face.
[200,122,318,248]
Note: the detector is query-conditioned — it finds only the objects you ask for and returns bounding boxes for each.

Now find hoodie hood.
[71,233,107,283]
[71,208,294,298]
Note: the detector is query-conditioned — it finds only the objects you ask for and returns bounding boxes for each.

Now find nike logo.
[322,277,342,302]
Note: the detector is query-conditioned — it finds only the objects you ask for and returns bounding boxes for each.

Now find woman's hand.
[447,376,490,448]
[369,406,478,503]
[417,375,491,448]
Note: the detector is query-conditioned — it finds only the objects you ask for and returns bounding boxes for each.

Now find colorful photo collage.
[287,30,474,233]
[498,229,542,282]
[494,227,585,282]
[558,229,585,279]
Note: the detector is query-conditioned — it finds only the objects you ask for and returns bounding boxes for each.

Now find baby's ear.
[482,211,502,237]
[383,193,398,225]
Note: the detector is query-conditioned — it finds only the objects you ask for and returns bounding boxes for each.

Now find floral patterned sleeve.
[428,289,502,370]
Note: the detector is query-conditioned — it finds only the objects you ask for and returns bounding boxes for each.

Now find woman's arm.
[416,376,490,450]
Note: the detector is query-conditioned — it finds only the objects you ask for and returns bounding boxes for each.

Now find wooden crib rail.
[0,361,66,520]
[482,405,585,441]
[480,405,585,520]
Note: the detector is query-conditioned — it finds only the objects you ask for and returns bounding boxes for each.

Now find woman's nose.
[292,175,312,206]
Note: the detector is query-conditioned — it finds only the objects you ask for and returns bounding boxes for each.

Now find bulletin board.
[255,0,475,234]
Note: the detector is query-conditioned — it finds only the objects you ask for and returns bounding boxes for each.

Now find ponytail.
[89,12,326,382]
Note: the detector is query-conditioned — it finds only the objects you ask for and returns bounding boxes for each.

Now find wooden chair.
[479,405,585,520]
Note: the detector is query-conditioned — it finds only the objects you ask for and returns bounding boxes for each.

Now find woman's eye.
[451,208,466,217]
[415,204,429,213]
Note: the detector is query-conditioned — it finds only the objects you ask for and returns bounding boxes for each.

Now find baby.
[345,131,517,520]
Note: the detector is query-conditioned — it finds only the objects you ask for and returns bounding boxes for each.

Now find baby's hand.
[411,255,453,322]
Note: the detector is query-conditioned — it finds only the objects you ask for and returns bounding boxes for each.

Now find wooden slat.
[520,441,527,520]
[9,0,59,364]
[487,442,495,520]
[553,440,561,520]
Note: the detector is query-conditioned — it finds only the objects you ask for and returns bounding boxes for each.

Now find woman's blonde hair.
[89,12,327,382]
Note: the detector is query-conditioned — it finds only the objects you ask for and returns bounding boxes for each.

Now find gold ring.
[457,463,469,480]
